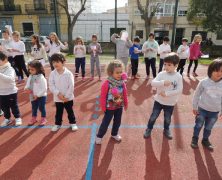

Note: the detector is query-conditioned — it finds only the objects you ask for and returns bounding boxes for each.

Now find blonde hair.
[12,31,20,38]
[49,32,60,45]
[75,36,84,45]
[107,60,124,76]
[193,34,202,44]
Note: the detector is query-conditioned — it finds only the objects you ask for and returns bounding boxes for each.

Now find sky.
[91,0,128,13]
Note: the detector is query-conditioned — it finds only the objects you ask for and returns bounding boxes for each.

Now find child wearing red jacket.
[187,34,203,77]
[96,60,128,145]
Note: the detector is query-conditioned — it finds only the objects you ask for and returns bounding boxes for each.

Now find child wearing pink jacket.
[95,60,128,145]
[187,34,203,77]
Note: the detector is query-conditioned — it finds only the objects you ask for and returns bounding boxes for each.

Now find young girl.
[73,36,86,81]
[11,31,29,83]
[0,52,22,127]
[30,35,48,67]
[177,38,190,75]
[24,60,47,125]
[88,34,102,81]
[45,32,68,70]
[191,59,222,151]
[49,53,78,132]
[95,60,128,144]
[187,34,203,77]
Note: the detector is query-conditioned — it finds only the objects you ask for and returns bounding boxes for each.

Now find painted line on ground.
[85,123,97,180]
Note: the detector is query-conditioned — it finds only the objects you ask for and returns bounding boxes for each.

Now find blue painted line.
[92,114,99,119]
[96,95,100,98]
[85,123,97,180]
[95,107,100,111]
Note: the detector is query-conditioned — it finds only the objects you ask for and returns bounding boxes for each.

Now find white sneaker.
[15,118,22,126]
[112,135,122,142]
[51,125,61,132]
[95,137,102,145]
[1,119,12,127]
[70,124,78,131]
[0,109,3,116]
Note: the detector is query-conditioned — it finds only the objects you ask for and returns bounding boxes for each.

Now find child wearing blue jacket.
[129,36,142,79]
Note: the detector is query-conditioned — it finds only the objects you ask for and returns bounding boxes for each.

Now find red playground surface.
[0,63,222,180]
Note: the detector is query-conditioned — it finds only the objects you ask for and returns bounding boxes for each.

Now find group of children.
[0,27,221,151]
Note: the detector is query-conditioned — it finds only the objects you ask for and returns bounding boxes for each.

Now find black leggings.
[177,59,186,75]
[187,59,198,74]
[14,55,29,79]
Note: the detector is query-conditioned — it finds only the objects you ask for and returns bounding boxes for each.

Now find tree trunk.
[68,24,74,54]
[145,18,151,40]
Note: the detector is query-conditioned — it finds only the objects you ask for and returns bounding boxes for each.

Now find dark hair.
[50,53,66,64]
[182,38,188,42]
[207,59,222,78]
[0,52,7,61]
[163,52,180,66]
[28,60,45,76]
[133,36,140,42]
[31,34,41,49]
[163,36,170,42]
[2,29,9,35]
[149,33,155,38]
[92,34,97,40]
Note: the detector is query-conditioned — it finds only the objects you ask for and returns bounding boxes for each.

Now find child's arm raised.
[111,34,118,44]
[151,73,165,87]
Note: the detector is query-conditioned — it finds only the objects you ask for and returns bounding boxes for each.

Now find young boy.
[158,36,171,73]
[48,53,78,132]
[142,33,159,79]
[191,59,222,151]
[0,52,22,126]
[177,38,190,75]
[144,52,183,139]
[129,36,142,79]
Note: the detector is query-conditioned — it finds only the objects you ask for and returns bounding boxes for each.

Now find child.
[129,36,142,79]
[0,52,22,127]
[49,53,78,132]
[45,32,68,70]
[111,31,133,72]
[187,34,203,77]
[30,34,48,67]
[191,59,222,151]
[158,36,171,73]
[177,38,190,75]
[95,60,128,144]
[88,34,102,81]
[24,60,47,125]
[142,33,159,79]
[11,31,29,83]
[73,36,86,81]
[144,53,183,139]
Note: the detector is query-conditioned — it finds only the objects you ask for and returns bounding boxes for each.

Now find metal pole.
[53,0,59,36]
[171,0,179,50]
[114,0,117,58]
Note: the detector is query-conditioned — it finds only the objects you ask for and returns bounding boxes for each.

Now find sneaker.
[28,117,37,126]
[39,117,47,126]
[193,72,198,77]
[144,129,152,138]
[15,118,22,126]
[163,129,173,140]
[95,137,102,145]
[0,109,3,116]
[202,139,214,151]
[51,125,61,132]
[1,119,12,127]
[70,124,78,131]
[112,134,122,142]
[191,136,199,149]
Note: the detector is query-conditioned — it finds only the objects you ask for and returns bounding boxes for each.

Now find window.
[22,23,34,36]
[136,30,143,39]
[217,32,222,40]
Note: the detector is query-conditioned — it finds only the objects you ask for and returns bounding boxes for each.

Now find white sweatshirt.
[49,67,74,102]
[24,74,47,97]
[1,38,14,57]
[31,44,48,61]
[11,40,26,57]
[0,62,17,95]
[151,71,183,106]
[159,43,171,59]
[46,41,68,57]
[142,40,159,58]
[73,45,86,58]
[177,45,190,59]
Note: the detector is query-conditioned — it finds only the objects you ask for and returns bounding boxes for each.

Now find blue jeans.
[31,96,47,117]
[147,101,174,130]
[193,107,218,139]
[97,108,123,138]
[75,57,86,77]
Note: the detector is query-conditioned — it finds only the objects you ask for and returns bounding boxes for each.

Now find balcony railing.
[0,5,21,15]
[25,4,48,14]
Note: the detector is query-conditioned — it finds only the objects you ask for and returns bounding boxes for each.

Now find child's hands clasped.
[159,91,166,97]
[58,93,68,102]
[164,80,171,87]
